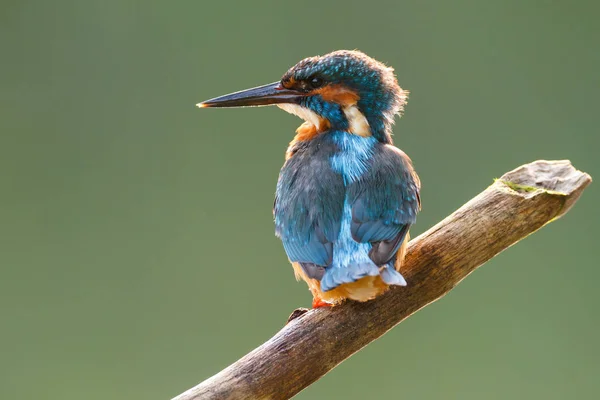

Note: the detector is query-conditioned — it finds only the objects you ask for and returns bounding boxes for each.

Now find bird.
[198,50,420,308]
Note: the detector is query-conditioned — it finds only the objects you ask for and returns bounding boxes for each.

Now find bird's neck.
[278,103,393,143]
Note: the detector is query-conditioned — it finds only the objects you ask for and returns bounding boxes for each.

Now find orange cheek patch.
[314,84,360,106]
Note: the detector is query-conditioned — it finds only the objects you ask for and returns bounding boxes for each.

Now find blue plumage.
[330,132,377,184]
[199,50,420,304]
[282,51,407,143]
[275,130,419,292]
[273,51,419,294]
[275,135,343,267]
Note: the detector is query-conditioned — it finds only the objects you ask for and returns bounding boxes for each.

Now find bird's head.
[199,50,407,143]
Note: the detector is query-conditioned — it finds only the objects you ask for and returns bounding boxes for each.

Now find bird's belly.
[291,262,389,303]
[323,275,390,302]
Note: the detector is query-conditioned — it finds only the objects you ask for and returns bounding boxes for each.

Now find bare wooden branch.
[173,160,591,400]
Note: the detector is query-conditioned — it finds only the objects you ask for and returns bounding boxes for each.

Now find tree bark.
[172,160,591,400]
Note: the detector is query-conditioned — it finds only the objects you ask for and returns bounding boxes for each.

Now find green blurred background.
[1,1,598,399]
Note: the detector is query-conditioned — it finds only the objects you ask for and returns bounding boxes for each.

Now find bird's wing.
[348,144,420,266]
[274,140,345,274]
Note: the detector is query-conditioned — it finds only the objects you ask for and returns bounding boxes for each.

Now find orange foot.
[312,298,333,309]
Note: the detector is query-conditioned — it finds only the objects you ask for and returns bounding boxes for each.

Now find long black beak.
[197,82,305,108]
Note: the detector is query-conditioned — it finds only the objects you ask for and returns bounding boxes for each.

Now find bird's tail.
[320,261,406,292]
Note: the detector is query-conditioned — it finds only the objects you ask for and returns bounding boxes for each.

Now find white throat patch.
[277,104,322,129]
[277,103,372,137]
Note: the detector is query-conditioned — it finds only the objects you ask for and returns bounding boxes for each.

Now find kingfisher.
[198,50,420,308]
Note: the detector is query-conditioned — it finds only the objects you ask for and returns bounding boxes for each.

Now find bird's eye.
[309,76,324,89]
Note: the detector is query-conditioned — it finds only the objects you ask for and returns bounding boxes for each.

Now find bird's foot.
[312,298,333,309]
